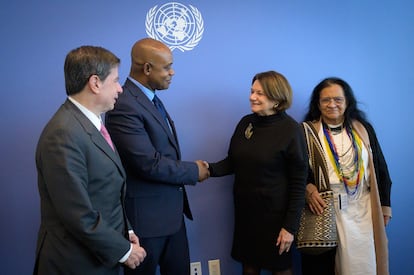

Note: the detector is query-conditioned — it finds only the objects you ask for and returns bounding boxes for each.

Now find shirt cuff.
[119,243,133,263]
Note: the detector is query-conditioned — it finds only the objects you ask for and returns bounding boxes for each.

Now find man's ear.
[88,74,100,94]
[144,62,152,75]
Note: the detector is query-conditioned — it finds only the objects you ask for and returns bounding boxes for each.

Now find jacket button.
[178,187,183,191]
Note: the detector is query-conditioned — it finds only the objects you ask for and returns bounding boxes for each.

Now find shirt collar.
[128,76,155,101]
[68,96,102,130]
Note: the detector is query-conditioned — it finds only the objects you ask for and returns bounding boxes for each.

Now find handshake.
[195,160,210,182]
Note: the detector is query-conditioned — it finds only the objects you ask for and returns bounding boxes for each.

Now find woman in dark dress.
[208,71,308,275]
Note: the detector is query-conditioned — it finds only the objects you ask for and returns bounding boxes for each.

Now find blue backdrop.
[1,0,413,274]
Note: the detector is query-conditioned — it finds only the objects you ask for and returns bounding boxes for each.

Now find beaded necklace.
[323,124,365,196]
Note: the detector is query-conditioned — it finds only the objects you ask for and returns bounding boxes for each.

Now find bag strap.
[302,121,331,192]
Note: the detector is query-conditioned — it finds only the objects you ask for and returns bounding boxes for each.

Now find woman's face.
[318,84,347,125]
[250,80,276,116]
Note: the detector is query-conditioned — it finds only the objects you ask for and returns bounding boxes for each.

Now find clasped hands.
[195,160,210,182]
[123,159,210,270]
[124,232,147,269]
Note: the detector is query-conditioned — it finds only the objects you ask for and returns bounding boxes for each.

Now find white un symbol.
[146,2,204,52]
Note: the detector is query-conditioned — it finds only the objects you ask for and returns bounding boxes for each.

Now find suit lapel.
[124,79,180,154]
[63,100,126,179]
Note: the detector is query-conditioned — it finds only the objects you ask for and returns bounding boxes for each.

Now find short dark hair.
[64,46,120,95]
[303,77,367,126]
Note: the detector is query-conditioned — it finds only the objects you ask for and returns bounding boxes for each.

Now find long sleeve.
[209,156,234,177]
[283,125,308,234]
[361,121,392,207]
[36,103,131,269]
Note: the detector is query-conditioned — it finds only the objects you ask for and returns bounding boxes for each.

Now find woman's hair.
[303,77,367,126]
[252,70,292,112]
[64,45,120,96]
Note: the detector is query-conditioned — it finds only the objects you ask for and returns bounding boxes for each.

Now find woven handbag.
[296,121,338,255]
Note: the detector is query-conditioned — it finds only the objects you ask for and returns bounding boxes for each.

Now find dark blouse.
[209,111,308,268]
[210,111,308,234]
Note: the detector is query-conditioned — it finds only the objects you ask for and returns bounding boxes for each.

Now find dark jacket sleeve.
[361,121,392,207]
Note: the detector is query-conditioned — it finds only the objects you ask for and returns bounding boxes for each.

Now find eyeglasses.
[319,97,345,105]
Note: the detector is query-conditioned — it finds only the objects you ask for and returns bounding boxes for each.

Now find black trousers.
[125,220,190,275]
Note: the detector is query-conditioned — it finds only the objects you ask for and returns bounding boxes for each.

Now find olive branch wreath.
[145,4,204,52]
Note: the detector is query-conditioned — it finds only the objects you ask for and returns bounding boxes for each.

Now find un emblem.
[145,2,204,52]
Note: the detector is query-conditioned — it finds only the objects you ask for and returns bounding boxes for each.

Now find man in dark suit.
[105,38,210,275]
[34,46,146,275]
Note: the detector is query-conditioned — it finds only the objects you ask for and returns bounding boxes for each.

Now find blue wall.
[1,0,413,274]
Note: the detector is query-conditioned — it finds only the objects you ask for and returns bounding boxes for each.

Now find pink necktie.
[100,123,114,151]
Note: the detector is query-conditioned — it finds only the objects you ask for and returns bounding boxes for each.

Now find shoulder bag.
[296,121,338,255]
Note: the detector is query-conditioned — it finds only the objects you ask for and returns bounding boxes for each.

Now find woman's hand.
[276,228,294,255]
[306,183,327,215]
[384,215,391,226]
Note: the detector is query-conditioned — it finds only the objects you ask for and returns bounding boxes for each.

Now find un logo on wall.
[145,2,204,52]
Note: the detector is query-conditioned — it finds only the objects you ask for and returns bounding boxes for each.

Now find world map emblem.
[145,2,204,52]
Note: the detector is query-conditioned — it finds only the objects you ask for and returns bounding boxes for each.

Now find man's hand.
[196,160,210,182]
[124,243,146,269]
[129,231,139,245]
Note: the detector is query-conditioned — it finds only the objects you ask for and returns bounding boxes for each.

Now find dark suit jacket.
[34,100,131,275]
[105,78,198,238]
